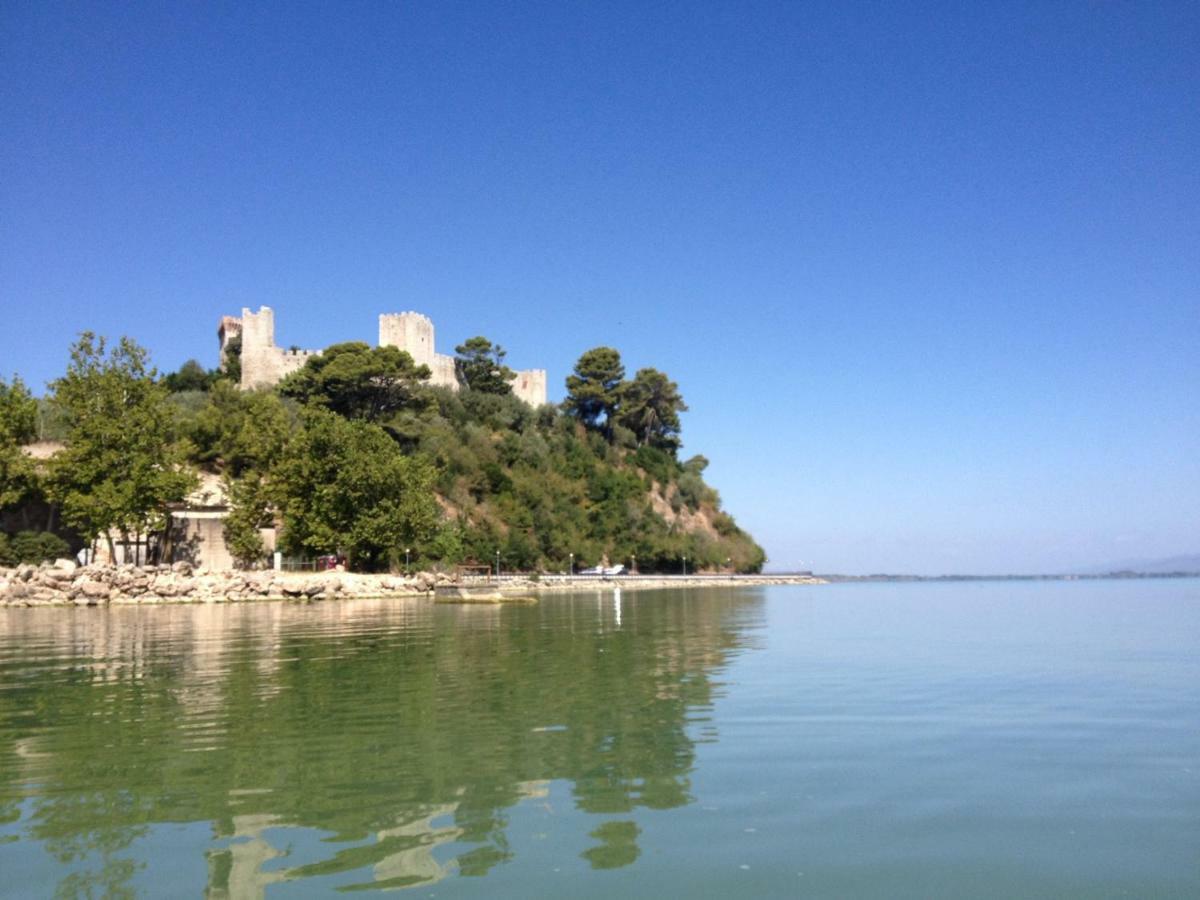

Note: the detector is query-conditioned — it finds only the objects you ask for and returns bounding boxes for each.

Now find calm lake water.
[1,580,1198,898]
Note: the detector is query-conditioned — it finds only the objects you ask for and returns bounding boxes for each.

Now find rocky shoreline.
[0,560,442,606]
[0,560,824,607]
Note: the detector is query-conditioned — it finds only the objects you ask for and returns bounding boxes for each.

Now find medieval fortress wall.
[219,307,548,407]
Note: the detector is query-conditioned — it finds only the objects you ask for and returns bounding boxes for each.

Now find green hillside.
[1,334,765,573]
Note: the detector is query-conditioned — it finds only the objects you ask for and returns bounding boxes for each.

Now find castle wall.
[238,306,320,389]
[429,354,458,389]
[277,348,318,381]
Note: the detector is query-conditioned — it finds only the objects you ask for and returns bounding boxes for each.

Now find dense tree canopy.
[273,410,440,570]
[278,342,431,421]
[454,336,514,394]
[222,472,272,567]
[45,334,195,553]
[162,359,219,393]
[185,380,294,477]
[0,376,39,511]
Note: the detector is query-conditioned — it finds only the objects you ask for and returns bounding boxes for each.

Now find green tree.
[46,334,196,559]
[162,359,217,393]
[187,381,294,477]
[617,368,687,453]
[454,336,514,394]
[274,410,439,570]
[0,375,39,511]
[563,347,625,436]
[278,342,431,421]
[35,397,70,441]
[222,473,272,567]
[221,333,242,384]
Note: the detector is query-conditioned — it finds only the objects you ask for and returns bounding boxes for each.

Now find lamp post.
[569,552,574,577]
[682,555,687,577]
[405,547,411,574]
[495,550,500,578]
[631,554,637,575]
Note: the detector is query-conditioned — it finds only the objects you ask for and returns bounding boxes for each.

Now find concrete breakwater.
[0,561,824,607]
[526,573,825,591]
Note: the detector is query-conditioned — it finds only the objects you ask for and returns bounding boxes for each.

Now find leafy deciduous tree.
[187,381,294,477]
[0,375,39,511]
[46,334,196,558]
[222,473,272,567]
[274,410,439,570]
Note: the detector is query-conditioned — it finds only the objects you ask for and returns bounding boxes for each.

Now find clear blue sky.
[2,1,1197,573]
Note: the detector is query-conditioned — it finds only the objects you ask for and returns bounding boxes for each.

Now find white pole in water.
[614,588,622,627]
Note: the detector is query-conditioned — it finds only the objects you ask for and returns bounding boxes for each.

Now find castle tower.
[379,312,436,368]
[239,306,278,389]
[511,369,548,407]
[379,312,459,388]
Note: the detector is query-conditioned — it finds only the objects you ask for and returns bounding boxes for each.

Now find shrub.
[0,531,72,566]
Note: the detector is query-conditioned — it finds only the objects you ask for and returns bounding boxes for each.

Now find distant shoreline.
[799,572,1200,583]
[0,563,826,608]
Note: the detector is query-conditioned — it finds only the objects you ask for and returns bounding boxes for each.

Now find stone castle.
[217,307,548,406]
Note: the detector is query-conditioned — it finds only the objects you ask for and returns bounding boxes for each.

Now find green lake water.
[1,580,1198,898]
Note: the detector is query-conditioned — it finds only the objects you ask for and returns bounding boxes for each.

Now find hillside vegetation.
[1,333,765,573]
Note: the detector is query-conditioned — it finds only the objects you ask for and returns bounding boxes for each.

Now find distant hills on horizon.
[765,553,1200,580]
[1082,554,1200,576]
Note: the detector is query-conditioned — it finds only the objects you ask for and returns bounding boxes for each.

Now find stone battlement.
[221,307,548,406]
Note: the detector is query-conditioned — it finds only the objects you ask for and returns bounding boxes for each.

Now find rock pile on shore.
[0,560,450,607]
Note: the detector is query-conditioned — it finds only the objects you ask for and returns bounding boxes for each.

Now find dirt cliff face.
[647,483,720,541]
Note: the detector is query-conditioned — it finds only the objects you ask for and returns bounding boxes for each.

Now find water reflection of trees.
[0,590,764,895]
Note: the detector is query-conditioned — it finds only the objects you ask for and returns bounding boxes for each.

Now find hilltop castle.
[217,307,548,407]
